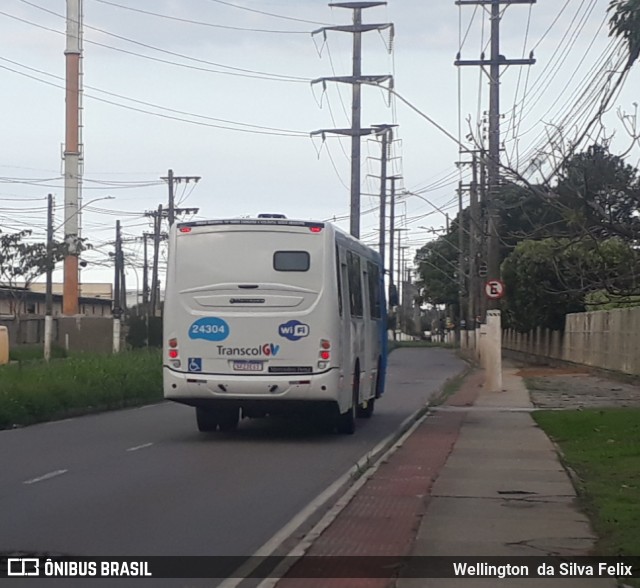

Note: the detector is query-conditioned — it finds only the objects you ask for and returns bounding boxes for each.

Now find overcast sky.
[1,0,639,291]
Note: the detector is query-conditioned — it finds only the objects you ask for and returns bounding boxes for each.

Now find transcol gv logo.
[262,343,280,356]
[216,343,280,356]
[278,320,310,341]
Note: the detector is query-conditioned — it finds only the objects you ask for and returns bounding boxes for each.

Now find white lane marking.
[126,442,154,452]
[217,410,429,588]
[23,469,68,485]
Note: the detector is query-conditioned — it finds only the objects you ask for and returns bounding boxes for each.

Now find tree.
[609,0,640,69]
[415,233,459,307]
[501,240,584,332]
[497,182,567,246]
[501,237,640,332]
[125,304,162,348]
[554,144,640,241]
[0,229,74,315]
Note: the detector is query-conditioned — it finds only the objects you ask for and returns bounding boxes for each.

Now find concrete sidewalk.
[397,364,616,587]
[276,362,619,587]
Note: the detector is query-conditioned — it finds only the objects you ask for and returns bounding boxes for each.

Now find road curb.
[231,360,475,588]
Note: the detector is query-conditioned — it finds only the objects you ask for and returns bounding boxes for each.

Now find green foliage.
[0,228,91,315]
[501,237,640,331]
[9,344,67,362]
[414,144,640,329]
[415,234,459,306]
[0,229,53,287]
[497,182,567,246]
[125,305,162,348]
[609,0,640,68]
[585,291,640,310]
[501,239,585,331]
[534,408,640,557]
[0,349,162,429]
[555,144,640,240]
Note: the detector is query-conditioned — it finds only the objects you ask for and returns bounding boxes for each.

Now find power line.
[203,0,330,26]
[0,60,309,137]
[11,2,311,83]
[89,0,310,34]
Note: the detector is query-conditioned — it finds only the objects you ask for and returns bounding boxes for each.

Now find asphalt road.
[0,347,466,586]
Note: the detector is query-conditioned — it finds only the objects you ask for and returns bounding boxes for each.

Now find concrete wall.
[0,316,116,354]
[502,307,640,377]
[56,317,115,354]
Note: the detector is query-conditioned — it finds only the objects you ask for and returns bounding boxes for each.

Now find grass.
[0,349,163,429]
[9,343,67,362]
[533,409,640,563]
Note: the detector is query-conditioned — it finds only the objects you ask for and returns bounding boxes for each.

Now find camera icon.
[7,558,40,576]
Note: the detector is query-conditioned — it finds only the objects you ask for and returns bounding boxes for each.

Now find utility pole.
[44,194,54,361]
[142,233,150,307]
[379,131,388,262]
[62,0,83,316]
[455,0,535,303]
[455,151,482,330]
[113,221,122,320]
[161,169,201,227]
[150,205,162,317]
[468,156,480,328]
[398,244,409,337]
[387,175,402,308]
[371,124,396,265]
[120,249,127,315]
[457,181,466,343]
[312,2,393,238]
[143,204,197,315]
[456,0,535,390]
[112,220,122,353]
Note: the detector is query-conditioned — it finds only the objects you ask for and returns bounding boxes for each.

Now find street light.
[49,195,115,301]
[54,195,115,233]
[61,195,116,316]
[44,195,115,360]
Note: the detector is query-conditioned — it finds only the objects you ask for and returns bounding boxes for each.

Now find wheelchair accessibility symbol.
[188,358,202,372]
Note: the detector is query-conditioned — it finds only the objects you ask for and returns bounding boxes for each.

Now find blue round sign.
[188,317,230,341]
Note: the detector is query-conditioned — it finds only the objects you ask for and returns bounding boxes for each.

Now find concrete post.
[113,317,121,353]
[478,324,487,367]
[44,315,53,362]
[485,309,502,392]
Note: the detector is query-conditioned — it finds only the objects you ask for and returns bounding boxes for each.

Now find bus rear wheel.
[218,408,239,432]
[196,407,219,432]
[337,371,358,435]
[357,397,375,418]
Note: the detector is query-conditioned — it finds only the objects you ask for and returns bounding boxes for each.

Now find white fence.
[501,307,640,377]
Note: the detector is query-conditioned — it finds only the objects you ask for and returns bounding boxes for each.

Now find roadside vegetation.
[9,343,67,362]
[0,349,162,430]
[533,409,640,566]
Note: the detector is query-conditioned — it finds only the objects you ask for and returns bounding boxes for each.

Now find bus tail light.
[318,339,331,368]
[168,338,180,366]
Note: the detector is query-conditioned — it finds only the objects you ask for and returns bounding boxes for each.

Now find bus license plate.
[233,360,264,372]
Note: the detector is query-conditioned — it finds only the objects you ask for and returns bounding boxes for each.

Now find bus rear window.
[274,251,310,271]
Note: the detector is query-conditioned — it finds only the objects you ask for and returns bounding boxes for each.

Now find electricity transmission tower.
[311,2,393,238]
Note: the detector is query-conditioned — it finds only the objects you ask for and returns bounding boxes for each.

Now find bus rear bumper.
[163,366,344,413]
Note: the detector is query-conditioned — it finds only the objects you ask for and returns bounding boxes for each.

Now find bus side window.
[367,261,382,319]
[336,245,343,317]
[347,251,363,318]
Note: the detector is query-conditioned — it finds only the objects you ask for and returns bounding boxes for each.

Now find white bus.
[163,216,387,434]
